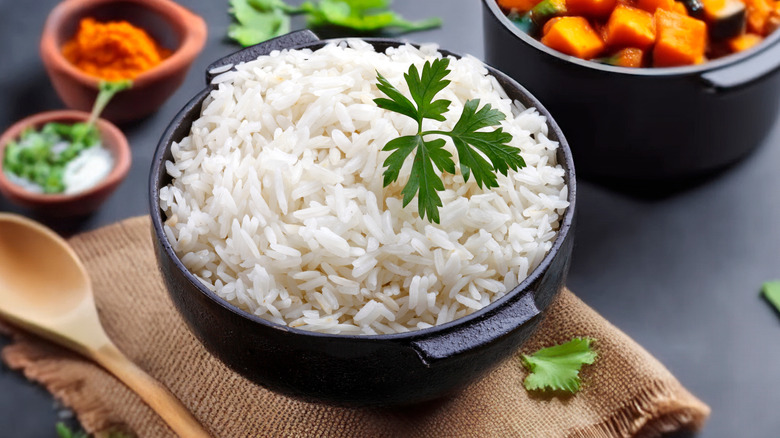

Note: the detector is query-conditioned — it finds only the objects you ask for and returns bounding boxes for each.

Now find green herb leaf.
[228,0,440,46]
[229,0,290,47]
[405,58,451,124]
[762,281,780,313]
[374,61,524,223]
[521,337,597,393]
[56,422,88,438]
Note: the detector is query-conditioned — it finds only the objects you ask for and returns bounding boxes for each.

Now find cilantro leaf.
[375,61,525,223]
[521,337,597,393]
[762,281,780,314]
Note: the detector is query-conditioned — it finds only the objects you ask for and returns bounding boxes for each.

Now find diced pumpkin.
[728,32,764,50]
[541,16,607,58]
[511,0,568,35]
[597,47,647,66]
[637,0,676,13]
[743,0,775,34]
[543,16,566,34]
[499,0,544,12]
[672,1,690,15]
[768,3,780,33]
[653,9,708,66]
[702,0,747,40]
[566,0,618,17]
[605,5,658,49]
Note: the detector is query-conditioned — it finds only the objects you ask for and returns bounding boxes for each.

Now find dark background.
[1,0,778,436]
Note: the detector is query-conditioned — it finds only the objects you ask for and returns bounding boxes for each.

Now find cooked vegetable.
[498,0,543,11]
[521,337,598,393]
[566,0,617,17]
[511,0,568,35]
[702,0,747,40]
[681,0,706,17]
[637,0,676,13]
[542,16,607,58]
[743,0,775,34]
[604,5,657,49]
[374,59,524,223]
[596,47,646,66]
[728,32,764,50]
[653,9,708,66]
[672,1,690,15]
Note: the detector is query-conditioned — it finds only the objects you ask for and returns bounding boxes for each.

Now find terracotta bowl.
[0,110,131,216]
[40,0,207,123]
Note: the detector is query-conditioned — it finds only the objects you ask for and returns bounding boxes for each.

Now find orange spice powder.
[62,18,171,81]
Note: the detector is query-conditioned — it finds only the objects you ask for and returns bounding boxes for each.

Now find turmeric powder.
[62,18,171,81]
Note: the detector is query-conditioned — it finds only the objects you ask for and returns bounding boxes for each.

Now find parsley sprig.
[374,58,526,223]
[521,337,597,393]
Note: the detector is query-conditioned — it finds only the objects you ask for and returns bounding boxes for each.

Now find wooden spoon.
[0,213,209,437]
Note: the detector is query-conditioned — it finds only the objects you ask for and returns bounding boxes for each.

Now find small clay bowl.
[40,0,207,123]
[0,110,131,217]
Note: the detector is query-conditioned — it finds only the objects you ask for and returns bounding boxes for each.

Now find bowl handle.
[700,37,780,92]
[205,30,321,84]
[409,291,540,366]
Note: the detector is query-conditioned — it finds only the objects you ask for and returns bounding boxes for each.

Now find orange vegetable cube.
[498,0,544,12]
[543,17,566,34]
[566,0,618,17]
[605,5,658,49]
[542,16,607,58]
[728,32,763,51]
[743,0,774,34]
[653,9,708,66]
[637,0,676,13]
[672,1,689,15]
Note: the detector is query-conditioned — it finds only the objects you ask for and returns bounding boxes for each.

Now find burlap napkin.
[0,216,709,437]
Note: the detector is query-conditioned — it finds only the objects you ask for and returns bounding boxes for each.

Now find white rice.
[161,40,569,335]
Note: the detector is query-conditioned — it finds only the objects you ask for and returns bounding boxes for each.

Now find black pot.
[483,0,780,183]
[149,30,577,406]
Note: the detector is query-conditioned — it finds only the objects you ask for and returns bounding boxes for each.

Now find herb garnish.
[2,80,131,193]
[521,337,597,393]
[374,58,526,223]
[228,0,442,47]
[762,281,780,314]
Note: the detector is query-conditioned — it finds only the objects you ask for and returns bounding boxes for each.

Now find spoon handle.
[92,343,211,438]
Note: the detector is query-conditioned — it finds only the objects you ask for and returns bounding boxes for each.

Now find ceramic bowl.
[149,31,576,406]
[40,0,207,123]
[0,110,131,216]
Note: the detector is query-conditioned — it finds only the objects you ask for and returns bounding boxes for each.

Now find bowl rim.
[0,110,131,203]
[482,0,780,76]
[39,0,207,88]
[150,37,577,342]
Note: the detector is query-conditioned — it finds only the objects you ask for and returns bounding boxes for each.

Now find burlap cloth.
[0,216,709,437]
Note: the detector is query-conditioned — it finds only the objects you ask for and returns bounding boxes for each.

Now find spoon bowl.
[0,213,209,437]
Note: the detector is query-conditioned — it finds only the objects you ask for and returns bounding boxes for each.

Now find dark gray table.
[1,0,778,436]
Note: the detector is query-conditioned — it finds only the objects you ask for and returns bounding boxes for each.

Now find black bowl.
[483,0,780,184]
[149,30,577,406]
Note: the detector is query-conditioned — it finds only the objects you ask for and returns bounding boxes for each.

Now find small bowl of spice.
[0,82,131,217]
[40,0,207,122]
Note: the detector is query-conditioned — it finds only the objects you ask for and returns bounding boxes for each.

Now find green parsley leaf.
[374,60,524,223]
[521,337,597,393]
[228,0,440,47]
[56,423,88,438]
[762,281,780,313]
